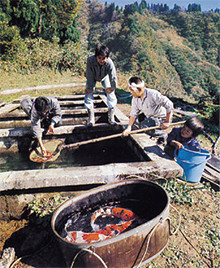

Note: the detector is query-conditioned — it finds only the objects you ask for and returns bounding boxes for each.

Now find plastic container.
[175,147,210,183]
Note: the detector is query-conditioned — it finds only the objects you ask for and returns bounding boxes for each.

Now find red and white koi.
[32,151,53,162]
[63,206,135,244]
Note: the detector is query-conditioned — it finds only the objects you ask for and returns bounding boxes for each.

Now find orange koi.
[63,206,135,244]
[32,151,53,162]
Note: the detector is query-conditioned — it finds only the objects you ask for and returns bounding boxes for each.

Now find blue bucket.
[175,147,210,183]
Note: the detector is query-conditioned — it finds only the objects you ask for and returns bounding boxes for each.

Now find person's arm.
[31,107,43,141]
[48,120,55,134]
[31,109,47,156]
[122,97,139,136]
[167,128,183,150]
[49,98,62,132]
[122,116,136,136]
[154,91,173,129]
[169,140,184,150]
[85,56,95,95]
[106,58,117,93]
[161,111,173,129]
[38,137,47,156]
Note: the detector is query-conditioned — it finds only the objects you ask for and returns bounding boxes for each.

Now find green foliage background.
[0,0,219,105]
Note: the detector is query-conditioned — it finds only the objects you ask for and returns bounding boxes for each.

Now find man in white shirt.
[122,76,173,144]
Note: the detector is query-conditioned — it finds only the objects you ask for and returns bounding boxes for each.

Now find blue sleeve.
[167,128,179,144]
[184,138,201,152]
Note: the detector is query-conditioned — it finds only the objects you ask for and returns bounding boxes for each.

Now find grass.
[145,179,220,268]
[0,69,84,91]
[0,69,130,103]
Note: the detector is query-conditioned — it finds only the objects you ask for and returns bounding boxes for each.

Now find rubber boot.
[108,108,117,125]
[87,109,95,126]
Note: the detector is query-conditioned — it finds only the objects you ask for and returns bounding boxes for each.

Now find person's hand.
[105,88,114,94]
[48,123,54,134]
[122,126,132,137]
[40,145,47,156]
[174,141,184,150]
[161,122,170,129]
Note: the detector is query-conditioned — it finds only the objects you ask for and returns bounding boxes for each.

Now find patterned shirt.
[167,127,201,151]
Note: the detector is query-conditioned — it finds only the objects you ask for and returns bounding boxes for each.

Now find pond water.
[59,198,149,243]
[0,136,149,172]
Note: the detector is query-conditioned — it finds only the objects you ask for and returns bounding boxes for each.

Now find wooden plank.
[0,123,112,137]
[56,94,101,100]
[0,102,6,108]
[0,94,104,117]
[204,166,220,182]
[12,95,31,103]
[0,103,20,115]
[0,107,108,118]
[56,94,85,99]
[0,117,88,129]
[202,172,220,188]
[206,154,220,173]
[10,94,98,101]
[59,99,103,106]
[174,108,196,117]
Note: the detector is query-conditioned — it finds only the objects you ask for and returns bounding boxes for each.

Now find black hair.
[95,45,110,58]
[185,117,204,137]
[34,97,49,113]
[129,76,143,85]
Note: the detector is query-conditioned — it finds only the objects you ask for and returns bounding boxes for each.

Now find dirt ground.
[0,101,219,268]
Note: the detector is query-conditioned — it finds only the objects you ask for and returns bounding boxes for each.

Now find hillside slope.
[77,1,219,103]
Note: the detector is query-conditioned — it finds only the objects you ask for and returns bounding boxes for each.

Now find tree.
[0,0,82,43]
[187,3,201,12]
[105,3,115,22]
[10,0,40,38]
[139,0,147,13]
[0,20,23,58]
[172,4,181,14]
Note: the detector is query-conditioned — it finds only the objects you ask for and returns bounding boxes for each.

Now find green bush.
[0,37,88,75]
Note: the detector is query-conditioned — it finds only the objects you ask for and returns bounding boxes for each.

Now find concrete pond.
[0,94,183,217]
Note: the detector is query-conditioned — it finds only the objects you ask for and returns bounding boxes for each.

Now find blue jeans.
[139,117,167,139]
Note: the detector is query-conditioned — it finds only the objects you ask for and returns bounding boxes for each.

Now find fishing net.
[29,140,63,163]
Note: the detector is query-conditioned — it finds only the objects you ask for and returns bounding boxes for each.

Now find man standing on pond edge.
[84,44,117,126]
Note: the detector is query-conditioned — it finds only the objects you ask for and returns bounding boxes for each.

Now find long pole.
[64,121,186,149]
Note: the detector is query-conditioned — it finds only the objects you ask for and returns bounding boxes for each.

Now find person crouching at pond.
[20,96,62,156]
[164,117,204,158]
[122,76,173,145]
[84,44,117,126]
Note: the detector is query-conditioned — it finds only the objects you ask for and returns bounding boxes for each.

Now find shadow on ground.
[4,222,67,267]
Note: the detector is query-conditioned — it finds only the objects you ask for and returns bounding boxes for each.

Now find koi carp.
[32,151,53,162]
[62,206,135,244]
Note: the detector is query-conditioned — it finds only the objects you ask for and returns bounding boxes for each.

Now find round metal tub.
[51,179,170,267]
